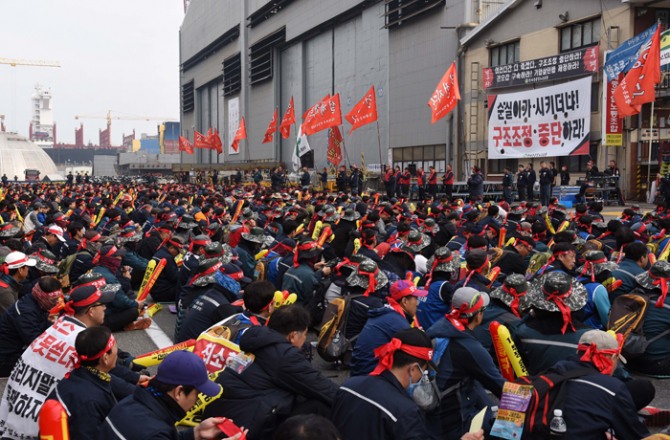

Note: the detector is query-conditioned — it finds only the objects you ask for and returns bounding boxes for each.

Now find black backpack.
[513,367,594,439]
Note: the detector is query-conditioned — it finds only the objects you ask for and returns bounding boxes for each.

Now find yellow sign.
[606,134,622,146]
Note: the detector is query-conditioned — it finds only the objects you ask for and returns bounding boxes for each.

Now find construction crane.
[74,111,176,126]
[0,58,60,68]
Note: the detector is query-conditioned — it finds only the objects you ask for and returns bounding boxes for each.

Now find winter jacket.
[100,386,195,440]
[426,317,504,438]
[332,370,431,440]
[282,263,324,305]
[350,306,411,376]
[0,273,21,313]
[149,247,179,302]
[454,271,492,293]
[611,258,646,300]
[48,367,117,439]
[549,358,649,440]
[92,266,137,313]
[137,230,163,260]
[467,173,484,198]
[495,246,528,277]
[0,293,50,371]
[641,292,670,359]
[235,242,257,280]
[416,279,454,330]
[202,326,338,440]
[515,311,591,375]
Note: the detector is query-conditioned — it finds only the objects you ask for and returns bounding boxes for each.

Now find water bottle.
[549,409,567,437]
[489,405,499,430]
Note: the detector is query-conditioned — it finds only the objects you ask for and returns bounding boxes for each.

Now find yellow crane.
[0,58,60,68]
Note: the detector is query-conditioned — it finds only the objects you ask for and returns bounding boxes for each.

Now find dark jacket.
[0,293,50,370]
[176,281,242,343]
[300,171,311,187]
[203,326,338,440]
[48,367,117,439]
[454,271,491,293]
[100,386,195,440]
[496,246,529,276]
[137,230,163,261]
[149,247,179,302]
[611,258,646,300]
[515,311,590,375]
[332,370,431,440]
[282,263,324,305]
[0,274,22,315]
[426,317,505,438]
[467,173,484,198]
[235,241,257,280]
[350,306,411,376]
[416,278,454,330]
[550,358,649,440]
[92,266,137,313]
[69,250,95,286]
[331,220,357,259]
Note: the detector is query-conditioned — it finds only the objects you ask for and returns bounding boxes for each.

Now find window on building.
[489,41,520,67]
[181,81,194,113]
[591,82,599,113]
[222,54,241,97]
[392,145,447,174]
[487,159,518,175]
[560,17,600,52]
[249,28,286,85]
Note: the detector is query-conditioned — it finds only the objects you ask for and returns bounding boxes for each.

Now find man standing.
[527,163,536,201]
[516,165,528,202]
[336,165,348,193]
[417,168,426,201]
[350,165,361,196]
[443,164,454,200]
[428,166,438,197]
[467,166,484,202]
[319,167,328,191]
[300,166,311,191]
[539,161,553,206]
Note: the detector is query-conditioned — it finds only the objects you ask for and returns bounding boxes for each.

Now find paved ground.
[0,201,668,428]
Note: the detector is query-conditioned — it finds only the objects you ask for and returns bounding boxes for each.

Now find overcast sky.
[0,0,183,145]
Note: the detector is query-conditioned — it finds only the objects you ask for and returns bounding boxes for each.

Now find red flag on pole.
[194,130,212,149]
[231,117,247,152]
[208,129,223,154]
[614,26,661,118]
[302,94,342,136]
[345,86,378,134]
[327,126,343,166]
[280,97,295,139]
[178,136,194,154]
[263,109,278,144]
[428,62,461,124]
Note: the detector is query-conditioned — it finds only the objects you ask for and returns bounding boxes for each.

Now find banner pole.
[376,120,384,174]
[648,100,655,198]
[340,125,352,168]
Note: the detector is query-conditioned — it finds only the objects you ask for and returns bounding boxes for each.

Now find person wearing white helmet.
[0,251,36,314]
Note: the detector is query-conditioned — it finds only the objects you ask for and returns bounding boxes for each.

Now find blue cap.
[156,351,221,397]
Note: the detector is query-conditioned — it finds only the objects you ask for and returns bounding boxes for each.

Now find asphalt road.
[0,202,668,429]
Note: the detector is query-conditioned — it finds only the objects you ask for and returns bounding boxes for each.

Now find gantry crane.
[74,111,177,149]
[0,58,60,68]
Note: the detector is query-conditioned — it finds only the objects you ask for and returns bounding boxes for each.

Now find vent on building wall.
[223,54,242,97]
[249,28,286,85]
[384,0,445,29]
[182,81,194,113]
[181,25,240,73]
[247,0,295,28]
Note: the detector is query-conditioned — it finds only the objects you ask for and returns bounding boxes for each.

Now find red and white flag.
[231,117,247,152]
[263,109,278,144]
[327,126,343,166]
[614,26,661,118]
[428,62,461,124]
[302,94,342,136]
[280,97,295,139]
[206,129,223,154]
[345,86,378,134]
[178,136,194,154]
[194,130,212,149]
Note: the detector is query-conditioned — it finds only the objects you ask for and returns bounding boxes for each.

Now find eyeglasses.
[89,303,105,309]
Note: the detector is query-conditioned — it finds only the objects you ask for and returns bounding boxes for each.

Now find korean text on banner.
[604,73,623,146]
[429,62,461,123]
[280,97,295,139]
[488,76,591,159]
[228,97,240,155]
[604,23,658,81]
[661,29,670,66]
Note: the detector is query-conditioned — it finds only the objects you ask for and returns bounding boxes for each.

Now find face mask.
[406,364,439,411]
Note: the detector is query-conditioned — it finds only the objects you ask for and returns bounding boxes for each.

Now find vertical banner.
[488,76,591,159]
[603,74,623,146]
[228,97,240,155]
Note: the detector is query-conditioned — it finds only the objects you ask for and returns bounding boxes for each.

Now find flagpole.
[375,120,384,175]
[339,125,352,168]
[648,99,655,197]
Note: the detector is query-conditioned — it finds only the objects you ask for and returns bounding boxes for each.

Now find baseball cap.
[5,251,37,269]
[68,285,115,308]
[156,351,221,397]
[451,287,490,317]
[46,225,66,242]
[390,280,428,301]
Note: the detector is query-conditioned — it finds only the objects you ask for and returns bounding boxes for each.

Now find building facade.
[29,84,55,149]
[179,0,666,200]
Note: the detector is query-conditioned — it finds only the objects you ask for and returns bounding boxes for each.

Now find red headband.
[189,262,223,285]
[80,334,116,363]
[293,242,319,268]
[370,337,433,375]
[502,285,526,318]
[63,289,103,315]
[650,272,670,308]
[93,246,118,264]
[189,238,211,253]
[542,285,574,334]
[425,254,454,289]
[578,333,623,375]
[445,295,485,331]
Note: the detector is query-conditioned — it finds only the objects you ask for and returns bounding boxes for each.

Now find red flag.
[302,94,342,136]
[614,26,661,117]
[280,97,295,139]
[208,129,223,154]
[194,130,213,149]
[428,62,461,124]
[345,86,378,134]
[263,109,278,144]
[178,136,194,155]
[327,126,343,166]
[231,117,247,152]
